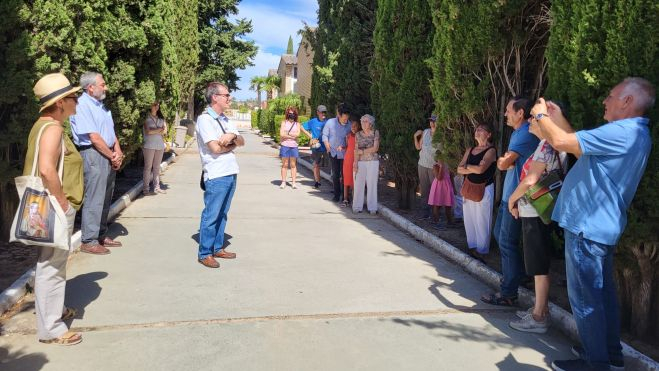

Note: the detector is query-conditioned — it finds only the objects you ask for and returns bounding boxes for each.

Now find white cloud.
[232,1,318,101]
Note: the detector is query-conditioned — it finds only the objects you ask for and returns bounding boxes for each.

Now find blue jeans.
[198,175,237,260]
[565,231,623,369]
[493,204,524,298]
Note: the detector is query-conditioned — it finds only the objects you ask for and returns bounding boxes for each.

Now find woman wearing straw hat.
[24,73,85,345]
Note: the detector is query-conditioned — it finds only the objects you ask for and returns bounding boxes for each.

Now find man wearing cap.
[70,72,123,255]
[301,105,328,188]
[322,103,352,202]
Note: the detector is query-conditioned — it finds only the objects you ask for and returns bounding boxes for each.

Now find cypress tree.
[371,0,433,208]
[309,0,375,115]
[286,35,294,54]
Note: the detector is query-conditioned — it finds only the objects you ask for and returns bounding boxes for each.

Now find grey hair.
[80,72,102,90]
[621,77,656,114]
[205,82,228,104]
[361,114,375,128]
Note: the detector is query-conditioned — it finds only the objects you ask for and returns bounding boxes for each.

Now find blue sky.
[232,0,318,101]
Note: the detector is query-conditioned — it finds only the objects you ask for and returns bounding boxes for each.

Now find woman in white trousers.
[353,114,380,214]
[457,124,497,261]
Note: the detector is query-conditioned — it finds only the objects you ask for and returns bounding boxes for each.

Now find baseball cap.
[317,105,328,112]
[429,114,438,121]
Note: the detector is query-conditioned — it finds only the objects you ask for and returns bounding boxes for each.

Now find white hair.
[80,72,102,90]
[361,114,375,128]
[621,77,656,114]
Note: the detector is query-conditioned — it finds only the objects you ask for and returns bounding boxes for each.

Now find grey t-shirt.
[143,115,165,150]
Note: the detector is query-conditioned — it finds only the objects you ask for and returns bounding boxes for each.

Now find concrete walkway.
[0,126,574,371]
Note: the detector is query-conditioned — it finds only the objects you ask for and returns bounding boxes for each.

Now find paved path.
[0,126,573,370]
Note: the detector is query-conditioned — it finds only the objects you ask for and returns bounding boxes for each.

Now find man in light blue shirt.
[322,103,352,201]
[70,72,124,255]
[533,78,655,371]
[482,96,538,306]
[301,105,328,188]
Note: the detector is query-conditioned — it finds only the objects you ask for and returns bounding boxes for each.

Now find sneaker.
[509,313,549,333]
[313,182,320,189]
[292,183,298,189]
[434,222,447,231]
[570,346,625,371]
[551,359,594,371]
[516,307,534,319]
[279,182,286,189]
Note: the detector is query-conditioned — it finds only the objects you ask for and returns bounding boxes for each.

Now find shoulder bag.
[10,123,70,249]
[523,152,564,224]
[460,146,494,202]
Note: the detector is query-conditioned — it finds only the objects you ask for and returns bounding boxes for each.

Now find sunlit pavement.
[0,120,573,371]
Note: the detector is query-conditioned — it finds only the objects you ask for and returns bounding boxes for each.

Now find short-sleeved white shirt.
[196,107,240,180]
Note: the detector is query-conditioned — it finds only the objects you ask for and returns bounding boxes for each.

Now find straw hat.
[33,73,81,112]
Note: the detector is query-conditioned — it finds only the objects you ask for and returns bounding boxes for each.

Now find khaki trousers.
[35,204,75,340]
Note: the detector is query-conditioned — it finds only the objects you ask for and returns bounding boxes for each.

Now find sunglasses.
[64,95,79,102]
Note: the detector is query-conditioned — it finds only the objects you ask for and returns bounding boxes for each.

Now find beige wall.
[295,40,314,112]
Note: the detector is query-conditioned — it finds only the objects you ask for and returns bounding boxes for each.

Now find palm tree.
[249,76,266,108]
[263,75,282,101]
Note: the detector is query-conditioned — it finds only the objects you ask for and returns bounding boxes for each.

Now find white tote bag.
[10,123,70,250]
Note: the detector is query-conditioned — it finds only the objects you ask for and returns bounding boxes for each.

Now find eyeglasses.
[214,93,231,98]
[64,95,79,103]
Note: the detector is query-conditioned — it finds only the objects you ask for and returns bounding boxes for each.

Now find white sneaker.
[509,313,549,333]
[516,307,533,319]
[279,182,286,189]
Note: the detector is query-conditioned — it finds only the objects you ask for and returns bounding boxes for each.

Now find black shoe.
[551,359,594,371]
[570,346,624,370]
[313,182,320,189]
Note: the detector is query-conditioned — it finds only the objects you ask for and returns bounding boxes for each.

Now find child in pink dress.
[428,160,455,230]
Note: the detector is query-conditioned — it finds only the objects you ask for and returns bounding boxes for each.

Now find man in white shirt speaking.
[195,82,245,268]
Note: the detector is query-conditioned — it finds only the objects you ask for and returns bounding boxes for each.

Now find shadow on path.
[64,272,108,321]
[0,346,48,371]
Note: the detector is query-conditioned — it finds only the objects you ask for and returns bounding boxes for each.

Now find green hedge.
[273,115,310,146]
[250,110,259,128]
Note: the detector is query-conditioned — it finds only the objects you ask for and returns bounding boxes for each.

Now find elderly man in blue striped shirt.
[321,103,352,202]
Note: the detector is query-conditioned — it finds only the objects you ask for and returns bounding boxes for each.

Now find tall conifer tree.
[371,0,433,208]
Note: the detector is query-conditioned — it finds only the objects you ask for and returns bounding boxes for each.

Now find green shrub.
[251,110,259,128]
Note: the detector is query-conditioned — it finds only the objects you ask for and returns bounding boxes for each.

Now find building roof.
[268,69,277,76]
[280,54,297,65]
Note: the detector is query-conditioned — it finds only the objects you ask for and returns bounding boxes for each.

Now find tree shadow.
[0,346,48,371]
[106,222,128,241]
[290,155,573,368]
[496,352,548,371]
[64,271,108,321]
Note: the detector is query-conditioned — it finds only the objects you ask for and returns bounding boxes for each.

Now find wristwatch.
[535,112,548,120]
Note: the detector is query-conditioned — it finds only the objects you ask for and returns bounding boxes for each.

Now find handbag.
[461,177,486,202]
[10,123,70,250]
[523,152,564,224]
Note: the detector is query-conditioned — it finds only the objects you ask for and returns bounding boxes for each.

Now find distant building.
[277,54,297,96]
[294,30,315,113]
[270,32,316,113]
